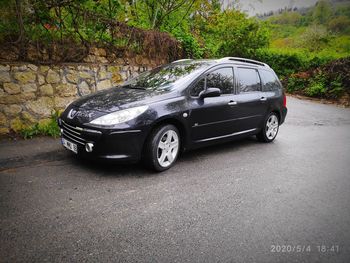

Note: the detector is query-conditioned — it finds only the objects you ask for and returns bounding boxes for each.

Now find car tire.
[257,112,279,143]
[143,124,180,172]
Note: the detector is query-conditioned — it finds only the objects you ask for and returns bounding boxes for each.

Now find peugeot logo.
[67,109,78,119]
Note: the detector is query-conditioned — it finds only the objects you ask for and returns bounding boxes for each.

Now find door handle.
[260,97,267,101]
[228,100,237,106]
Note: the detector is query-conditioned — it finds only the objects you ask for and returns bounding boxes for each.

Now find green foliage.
[328,76,344,98]
[305,82,327,97]
[313,0,333,24]
[20,112,60,139]
[198,9,269,58]
[305,73,327,97]
[254,48,332,77]
[173,30,204,59]
[299,25,330,52]
[328,15,350,33]
[283,58,349,100]
[268,11,303,26]
[285,76,308,93]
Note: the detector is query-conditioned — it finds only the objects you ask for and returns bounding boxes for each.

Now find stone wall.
[0,49,166,134]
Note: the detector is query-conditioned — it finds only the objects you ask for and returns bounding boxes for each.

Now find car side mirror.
[199,87,221,99]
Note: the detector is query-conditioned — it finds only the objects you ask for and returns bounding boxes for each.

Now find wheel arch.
[143,117,189,153]
[271,109,282,123]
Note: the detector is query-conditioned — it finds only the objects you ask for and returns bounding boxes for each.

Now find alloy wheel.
[266,114,279,140]
[157,130,179,168]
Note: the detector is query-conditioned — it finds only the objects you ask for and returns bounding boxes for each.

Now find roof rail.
[218,57,269,67]
[171,59,193,63]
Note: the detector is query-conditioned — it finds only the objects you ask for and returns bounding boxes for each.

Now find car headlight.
[89,105,148,126]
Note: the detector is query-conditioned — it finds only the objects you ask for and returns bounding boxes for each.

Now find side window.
[190,78,205,97]
[237,68,261,93]
[206,67,234,95]
[259,70,281,91]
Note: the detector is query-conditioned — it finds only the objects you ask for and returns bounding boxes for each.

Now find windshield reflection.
[121,61,212,91]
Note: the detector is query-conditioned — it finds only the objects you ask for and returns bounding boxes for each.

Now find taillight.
[283,93,287,107]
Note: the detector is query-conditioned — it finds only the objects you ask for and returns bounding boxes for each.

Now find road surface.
[1,97,350,262]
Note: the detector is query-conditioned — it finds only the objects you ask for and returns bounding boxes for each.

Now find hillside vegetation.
[257,0,350,103]
[0,0,349,103]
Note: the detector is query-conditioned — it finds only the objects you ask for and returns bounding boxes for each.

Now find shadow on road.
[0,136,260,176]
[65,136,260,177]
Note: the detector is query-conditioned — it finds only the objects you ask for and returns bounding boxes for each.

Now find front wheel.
[257,112,279,143]
[143,124,180,172]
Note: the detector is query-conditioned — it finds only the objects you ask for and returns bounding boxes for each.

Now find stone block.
[13,71,36,84]
[65,73,78,84]
[3,83,21,94]
[38,74,45,85]
[0,128,9,135]
[39,84,54,96]
[40,66,50,73]
[3,105,22,116]
[0,65,10,72]
[96,79,112,90]
[78,81,90,96]
[22,83,37,93]
[0,112,7,126]
[46,69,61,84]
[56,84,77,97]
[26,97,54,117]
[0,71,11,82]
[21,111,37,124]
[28,64,38,71]
[79,71,93,79]
[54,97,75,110]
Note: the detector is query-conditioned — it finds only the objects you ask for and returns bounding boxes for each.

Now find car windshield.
[121,61,212,91]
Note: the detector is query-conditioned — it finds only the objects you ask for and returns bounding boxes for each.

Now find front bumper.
[58,118,147,163]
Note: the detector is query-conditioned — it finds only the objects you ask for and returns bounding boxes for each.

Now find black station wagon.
[58,57,288,171]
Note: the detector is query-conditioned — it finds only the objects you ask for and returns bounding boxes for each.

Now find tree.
[203,9,269,57]
[312,0,333,24]
[300,25,330,51]
[328,15,350,33]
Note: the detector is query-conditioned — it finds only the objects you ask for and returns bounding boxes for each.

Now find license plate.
[61,138,78,154]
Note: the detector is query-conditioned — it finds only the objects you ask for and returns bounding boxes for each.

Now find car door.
[231,66,269,132]
[188,67,237,142]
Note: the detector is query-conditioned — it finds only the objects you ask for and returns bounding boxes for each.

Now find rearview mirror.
[199,87,221,99]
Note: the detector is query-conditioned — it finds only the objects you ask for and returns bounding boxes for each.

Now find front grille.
[61,120,86,145]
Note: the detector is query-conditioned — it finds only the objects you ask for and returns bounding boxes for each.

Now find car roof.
[171,57,271,70]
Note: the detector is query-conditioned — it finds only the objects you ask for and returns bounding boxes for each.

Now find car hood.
[72,86,176,113]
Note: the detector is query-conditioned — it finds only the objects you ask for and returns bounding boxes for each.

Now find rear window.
[259,70,281,91]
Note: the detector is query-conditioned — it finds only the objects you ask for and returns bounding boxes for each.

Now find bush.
[328,16,350,33]
[20,112,60,139]
[305,82,326,97]
[254,48,333,77]
[284,75,309,93]
[173,30,204,59]
[282,58,349,100]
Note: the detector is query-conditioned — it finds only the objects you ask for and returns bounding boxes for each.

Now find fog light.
[85,143,94,152]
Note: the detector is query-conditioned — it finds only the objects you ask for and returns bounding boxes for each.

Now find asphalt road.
[1,97,350,263]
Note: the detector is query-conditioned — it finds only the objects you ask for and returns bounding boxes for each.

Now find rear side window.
[190,67,234,97]
[237,68,261,93]
[259,70,281,91]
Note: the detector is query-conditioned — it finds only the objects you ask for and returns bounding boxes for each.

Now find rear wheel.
[257,112,279,142]
[143,124,180,172]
